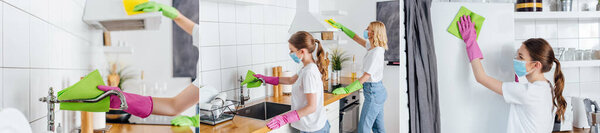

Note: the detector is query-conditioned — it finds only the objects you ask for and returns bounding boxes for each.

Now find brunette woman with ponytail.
[253,31,330,132]
[458,15,566,132]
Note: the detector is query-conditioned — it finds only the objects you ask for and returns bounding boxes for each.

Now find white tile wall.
[515,18,600,99]
[199,0,296,101]
[0,0,104,132]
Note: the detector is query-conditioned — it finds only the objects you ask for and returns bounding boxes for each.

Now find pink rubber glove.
[253,74,279,85]
[267,110,300,130]
[97,85,153,118]
[458,15,483,62]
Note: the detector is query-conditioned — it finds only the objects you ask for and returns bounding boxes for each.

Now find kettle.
[584,98,600,133]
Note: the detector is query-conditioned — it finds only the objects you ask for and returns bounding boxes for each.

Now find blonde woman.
[327,20,388,133]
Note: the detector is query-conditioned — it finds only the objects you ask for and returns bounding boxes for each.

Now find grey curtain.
[404,0,440,132]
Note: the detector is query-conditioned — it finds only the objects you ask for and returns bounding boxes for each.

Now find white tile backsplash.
[515,20,535,39]
[579,19,600,38]
[564,83,580,97]
[29,16,50,68]
[29,0,49,21]
[557,20,579,39]
[200,1,219,21]
[580,82,600,98]
[563,68,580,83]
[29,69,48,121]
[199,22,220,46]
[579,67,600,82]
[535,20,558,39]
[200,1,295,101]
[3,68,30,120]
[3,4,30,67]
[4,0,30,12]
[579,38,600,49]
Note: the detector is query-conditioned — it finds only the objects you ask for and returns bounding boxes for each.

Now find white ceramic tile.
[557,39,578,49]
[3,5,30,67]
[237,45,252,66]
[30,119,47,133]
[30,0,49,21]
[237,66,252,80]
[29,69,48,121]
[515,20,535,39]
[236,24,252,45]
[252,44,265,64]
[200,1,219,21]
[0,4,2,67]
[535,20,558,39]
[564,83,580,97]
[579,67,600,82]
[4,0,30,12]
[263,6,276,25]
[236,5,251,23]
[252,64,267,77]
[580,82,600,98]
[251,24,265,44]
[219,23,237,45]
[545,39,559,48]
[46,0,63,27]
[0,68,2,108]
[264,25,277,44]
[30,17,50,68]
[563,68,580,83]
[220,46,237,68]
[250,5,264,24]
[264,44,277,62]
[249,85,266,100]
[3,69,30,120]
[557,20,579,39]
[578,19,600,38]
[200,46,221,71]
[218,3,236,22]
[201,70,221,90]
[221,68,238,91]
[48,70,64,90]
[199,22,220,46]
[578,38,600,50]
[286,0,297,8]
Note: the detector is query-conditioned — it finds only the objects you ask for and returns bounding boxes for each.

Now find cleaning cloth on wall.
[57,70,110,112]
[240,70,262,88]
[123,0,149,15]
[447,6,485,40]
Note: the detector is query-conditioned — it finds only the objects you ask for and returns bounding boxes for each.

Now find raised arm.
[326,19,367,47]
[134,1,196,35]
[458,15,502,95]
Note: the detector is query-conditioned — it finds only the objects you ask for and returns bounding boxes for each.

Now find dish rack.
[199,99,239,126]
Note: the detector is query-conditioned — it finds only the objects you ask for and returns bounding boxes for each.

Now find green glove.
[332,80,363,95]
[171,114,200,127]
[325,19,356,38]
[133,1,179,19]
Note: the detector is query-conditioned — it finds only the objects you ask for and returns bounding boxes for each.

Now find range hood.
[288,0,337,33]
[83,0,162,31]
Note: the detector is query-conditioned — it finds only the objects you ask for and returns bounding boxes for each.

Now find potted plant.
[330,46,350,86]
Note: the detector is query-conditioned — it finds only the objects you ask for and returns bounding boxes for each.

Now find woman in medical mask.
[458,15,566,132]
[326,20,388,133]
[253,31,330,132]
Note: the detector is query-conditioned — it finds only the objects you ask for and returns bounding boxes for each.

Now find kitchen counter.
[553,128,590,133]
[106,123,193,133]
[200,77,355,133]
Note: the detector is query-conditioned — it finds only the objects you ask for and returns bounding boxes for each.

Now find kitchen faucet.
[238,76,251,106]
[38,87,128,132]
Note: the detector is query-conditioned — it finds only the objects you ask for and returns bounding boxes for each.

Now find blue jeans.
[358,81,387,133]
[298,121,330,133]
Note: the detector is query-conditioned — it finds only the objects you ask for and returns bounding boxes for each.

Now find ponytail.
[313,39,329,84]
[553,58,567,121]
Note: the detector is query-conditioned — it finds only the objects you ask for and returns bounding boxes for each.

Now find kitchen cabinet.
[325,100,340,133]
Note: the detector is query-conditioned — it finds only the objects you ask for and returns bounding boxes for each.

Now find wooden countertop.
[200,77,355,133]
[106,123,193,133]
[553,128,590,133]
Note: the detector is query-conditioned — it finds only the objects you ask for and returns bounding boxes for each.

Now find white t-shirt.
[502,81,554,133]
[290,63,327,132]
[192,24,201,88]
[363,44,385,82]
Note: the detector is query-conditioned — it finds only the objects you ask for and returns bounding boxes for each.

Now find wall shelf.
[103,46,133,54]
[514,11,600,20]
[561,60,600,68]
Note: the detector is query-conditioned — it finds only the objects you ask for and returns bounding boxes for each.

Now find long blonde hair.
[369,21,388,50]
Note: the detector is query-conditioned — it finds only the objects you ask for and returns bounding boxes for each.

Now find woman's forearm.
[151,84,199,116]
[470,59,503,95]
[353,35,367,47]
[278,75,298,85]
[358,72,371,84]
[173,13,196,35]
[296,93,317,117]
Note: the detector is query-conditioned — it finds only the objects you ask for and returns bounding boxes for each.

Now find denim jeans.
[298,120,330,133]
[358,81,387,133]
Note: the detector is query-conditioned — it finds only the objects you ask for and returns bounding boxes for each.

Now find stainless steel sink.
[234,102,291,120]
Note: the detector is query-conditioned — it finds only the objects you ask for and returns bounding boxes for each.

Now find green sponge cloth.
[240,70,262,88]
[57,70,110,112]
[447,6,485,40]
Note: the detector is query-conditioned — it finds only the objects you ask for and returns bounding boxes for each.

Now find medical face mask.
[289,52,302,63]
[513,59,531,77]
[365,41,371,49]
[363,30,369,40]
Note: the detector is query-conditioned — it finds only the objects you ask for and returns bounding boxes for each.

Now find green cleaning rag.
[240,70,263,88]
[447,6,485,40]
[57,69,110,112]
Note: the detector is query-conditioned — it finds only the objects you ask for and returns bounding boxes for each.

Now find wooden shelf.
[514,11,600,20]
[561,60,600,68]
[103,46,133,54]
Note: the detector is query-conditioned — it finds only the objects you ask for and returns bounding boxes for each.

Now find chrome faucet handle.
[56,90,128,110]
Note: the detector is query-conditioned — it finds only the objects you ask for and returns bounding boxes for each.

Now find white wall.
[321,0,404,132]
[0,0,105,132]
[198,0,298,102]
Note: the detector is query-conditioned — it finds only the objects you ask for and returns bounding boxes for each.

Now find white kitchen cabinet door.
[3,4,30,68]
[431,2,515,133]
[325,101,340,133]
[3,69,30,121]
